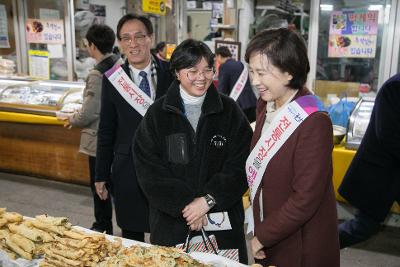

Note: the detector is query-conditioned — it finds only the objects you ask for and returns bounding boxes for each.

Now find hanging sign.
[328,10,378,58]
[142,0,166,15]
[26,19,65,44]
[28,50,50,80]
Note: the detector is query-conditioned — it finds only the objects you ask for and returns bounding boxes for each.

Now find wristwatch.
[204,194,216,209]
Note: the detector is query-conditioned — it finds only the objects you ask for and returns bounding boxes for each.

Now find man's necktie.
[139,71,151,97]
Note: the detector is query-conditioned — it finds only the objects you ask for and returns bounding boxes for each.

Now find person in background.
[153,41,168,62]
[95,14,173,241]
[245,28,339,266]
[133,39,252,263]
[338,73,400,248]
[215,46,257,123]
[62,24,121,234]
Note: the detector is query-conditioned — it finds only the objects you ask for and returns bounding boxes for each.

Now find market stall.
[0,78,89,185]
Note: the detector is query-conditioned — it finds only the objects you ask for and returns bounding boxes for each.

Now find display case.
[0,78,89,185]
[0,80,84,116]
[345,97,375,150]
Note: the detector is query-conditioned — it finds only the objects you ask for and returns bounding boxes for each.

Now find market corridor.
[1,171,400,267]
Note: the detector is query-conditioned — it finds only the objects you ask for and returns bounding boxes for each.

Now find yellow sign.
[142,0,166,15]
[28,50,50,80]
[166,43,176,60]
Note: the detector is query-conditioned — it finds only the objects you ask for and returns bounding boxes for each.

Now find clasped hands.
[182,197,210,231]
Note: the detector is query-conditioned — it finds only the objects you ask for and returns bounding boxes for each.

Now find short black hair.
[116,14,153,40]
[170,39,214,73]
[86,24,115,54]
[245,28,309,89]
[155,42,166,52]
[215,46,232,58]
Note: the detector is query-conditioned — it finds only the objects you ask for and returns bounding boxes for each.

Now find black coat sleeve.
[217,63,232,95]
[133,108,196,218]
[95,76,117,182]
[374,81,400,162]
[204,102,252,210]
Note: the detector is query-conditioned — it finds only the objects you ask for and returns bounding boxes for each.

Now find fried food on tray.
[8,223,42,242]
[26,219,70,235]
[0,207,6,215]
[10,233,35,254]
[0,218,7,227]
[35,214,69,226]
[98,245,212,267]
[2,212,23,223]
[4,236,32,260]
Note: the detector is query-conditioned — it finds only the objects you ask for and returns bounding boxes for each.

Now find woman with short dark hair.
[245,28,340,267]
[133,39,252,263]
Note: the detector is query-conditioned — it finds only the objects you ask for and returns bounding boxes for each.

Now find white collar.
[179,85,206,105]
[129,61,152,81]
[267,89,298,113]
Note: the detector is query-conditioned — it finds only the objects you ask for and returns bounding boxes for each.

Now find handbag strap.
[182,227,218,255]
[200,228,218,255]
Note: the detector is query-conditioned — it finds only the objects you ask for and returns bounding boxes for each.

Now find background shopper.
[62,24,121,234]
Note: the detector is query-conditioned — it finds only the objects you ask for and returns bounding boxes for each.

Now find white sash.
[229,65,248,101]
[105,64,153,117]
[245,100,314,233]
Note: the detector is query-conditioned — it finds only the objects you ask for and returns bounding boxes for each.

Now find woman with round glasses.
[133,39,252,263]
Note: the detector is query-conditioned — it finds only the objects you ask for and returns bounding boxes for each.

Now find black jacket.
[339,73,400,222]
[95,58,173,231]
[133,80,252,263]
[218,58,257,110]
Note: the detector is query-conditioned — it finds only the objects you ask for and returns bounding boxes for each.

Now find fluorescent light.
[320,4,333,11]
[368,5,383,11]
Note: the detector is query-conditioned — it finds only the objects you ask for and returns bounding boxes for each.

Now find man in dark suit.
[215,46,257,122]
[94,14,173,241]
[338,73,400,248]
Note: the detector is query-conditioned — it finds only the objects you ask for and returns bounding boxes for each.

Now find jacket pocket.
[80,129,97,155]
[166,133,189,164]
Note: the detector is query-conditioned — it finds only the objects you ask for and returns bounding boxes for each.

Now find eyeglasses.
[120,33,148,45]
[186,68,215,81]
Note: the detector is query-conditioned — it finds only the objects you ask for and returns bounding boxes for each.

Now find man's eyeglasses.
[120,33,148,45]
[186,68,215,81]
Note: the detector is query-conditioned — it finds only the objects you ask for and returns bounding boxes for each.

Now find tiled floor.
[1,171,399,266]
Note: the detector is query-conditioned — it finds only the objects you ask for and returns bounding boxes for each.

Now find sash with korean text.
[245,95,325,233]
[105,64,153,117]
[229,65,248,101]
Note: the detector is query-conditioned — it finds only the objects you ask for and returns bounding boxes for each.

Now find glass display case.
[345,96,375,149]
[0,79,84,116]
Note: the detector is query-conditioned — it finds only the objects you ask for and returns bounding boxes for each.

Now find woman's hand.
[95,182,109,200]
[188,216,208,231]
[182,197,210,225]
[251,236,266,259]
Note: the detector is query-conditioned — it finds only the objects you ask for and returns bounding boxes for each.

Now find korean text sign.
[26,19,65,45]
